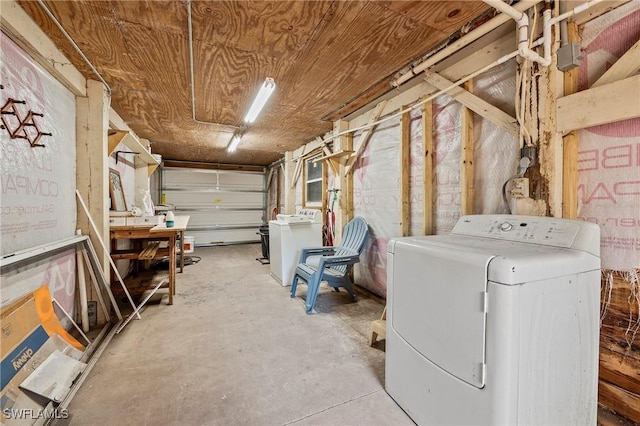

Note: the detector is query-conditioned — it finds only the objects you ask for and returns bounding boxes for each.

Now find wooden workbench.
[110,215,190,305]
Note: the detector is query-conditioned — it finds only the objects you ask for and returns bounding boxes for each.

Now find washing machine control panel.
[452,215,583,248]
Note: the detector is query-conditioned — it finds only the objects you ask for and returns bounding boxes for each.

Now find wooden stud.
[460,80,475,216]
[562,22,580,220]
[345,100,388,175]
[422,100,434,235]
[344,133,354,223]
[400,106,410,237]
[322,156,328,227]
[284,151,295,214]
[424,72,519,137]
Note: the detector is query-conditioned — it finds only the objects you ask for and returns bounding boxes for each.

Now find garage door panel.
[162,166,266,245]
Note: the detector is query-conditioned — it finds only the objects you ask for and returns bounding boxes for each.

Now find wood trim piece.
[400,106,411,237]
[562,22,580,219]
[591,38,640,88]
[424,72,519,137]
[556,75,640,132]
[422,100,433,235]
[460,80,475,216]
[345,100,388,175]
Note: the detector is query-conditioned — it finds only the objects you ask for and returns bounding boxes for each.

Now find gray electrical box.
[557,43,584,71]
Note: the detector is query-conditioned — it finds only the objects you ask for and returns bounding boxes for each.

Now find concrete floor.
[61,244,414,425]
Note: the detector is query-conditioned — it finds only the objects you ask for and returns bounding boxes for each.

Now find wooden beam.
[344,133,354,223]
[592,38,640,88]
[557,75,640,132]
[284,151,295,214]
[334,120,350,242]
[562,22,580,219]
[422,100,434,235]
[316,136,338,176]
[461,80,475,216]
[345,100,388,175]
[424,72,519,137]
[400,106,411,237]
[276,166,282,215]
[290,154,304,189]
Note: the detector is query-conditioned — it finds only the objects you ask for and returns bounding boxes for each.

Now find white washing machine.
[386,215,601,425]
[269,209,322,286]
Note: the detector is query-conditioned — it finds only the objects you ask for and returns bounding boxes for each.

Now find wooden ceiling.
[17,1,491,166]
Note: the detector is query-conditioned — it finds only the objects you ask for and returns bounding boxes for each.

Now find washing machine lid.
[390,239,492,389]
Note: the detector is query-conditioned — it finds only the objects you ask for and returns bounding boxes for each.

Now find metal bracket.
[114,150,140,164]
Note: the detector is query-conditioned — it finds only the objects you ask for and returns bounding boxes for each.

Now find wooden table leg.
[168,235,176,305]
[179,230,184,273]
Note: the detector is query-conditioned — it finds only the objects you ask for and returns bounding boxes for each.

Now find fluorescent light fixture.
[244,77,276,123]
[227,134,241,153]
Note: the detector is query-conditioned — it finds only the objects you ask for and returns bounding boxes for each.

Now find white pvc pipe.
[550,0,604,25]
[75,229,90,333]
[392,0,543,87]
[484,0,551,66]
[485,0,604,67]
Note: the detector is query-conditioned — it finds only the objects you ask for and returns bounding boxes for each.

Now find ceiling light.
[227,134,241,153]
[244,77,276,123]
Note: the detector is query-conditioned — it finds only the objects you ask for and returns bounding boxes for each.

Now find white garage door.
[162,166,266,245]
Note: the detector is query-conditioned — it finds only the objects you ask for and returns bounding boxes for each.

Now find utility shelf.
[108,130,160,176]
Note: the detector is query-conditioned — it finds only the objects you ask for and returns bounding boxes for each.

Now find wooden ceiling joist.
[424,72,519,137]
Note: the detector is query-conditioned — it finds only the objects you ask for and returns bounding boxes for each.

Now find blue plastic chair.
[290,217,369,313]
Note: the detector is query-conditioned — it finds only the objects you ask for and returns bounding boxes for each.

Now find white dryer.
[269,209,322,286]
[386,215,601,425]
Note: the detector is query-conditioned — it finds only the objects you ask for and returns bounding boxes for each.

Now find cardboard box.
[1,296,49,393]
[1,295,41,360]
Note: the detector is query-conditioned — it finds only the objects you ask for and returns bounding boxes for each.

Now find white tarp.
[577,2,640,271]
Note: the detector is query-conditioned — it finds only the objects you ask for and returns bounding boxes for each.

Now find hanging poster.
[0,32,77,256]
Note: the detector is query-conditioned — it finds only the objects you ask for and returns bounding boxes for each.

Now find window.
[304,155,323,207]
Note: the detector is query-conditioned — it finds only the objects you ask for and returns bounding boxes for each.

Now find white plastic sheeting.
[473,61,518,215]
[353,118,401,296]
[0,32,77,255]
[577,2,640,271]
[353,61,518,297]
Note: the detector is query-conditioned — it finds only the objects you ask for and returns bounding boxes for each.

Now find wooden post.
[538,14,564,218]
[562,22,580,219]
[284,151,295,214]
[460,80,475,216]
[344,133,354,223]
[334,120,350,242]
[422,100,434,235]
[76,79,110,324]
[400,107,411,237]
